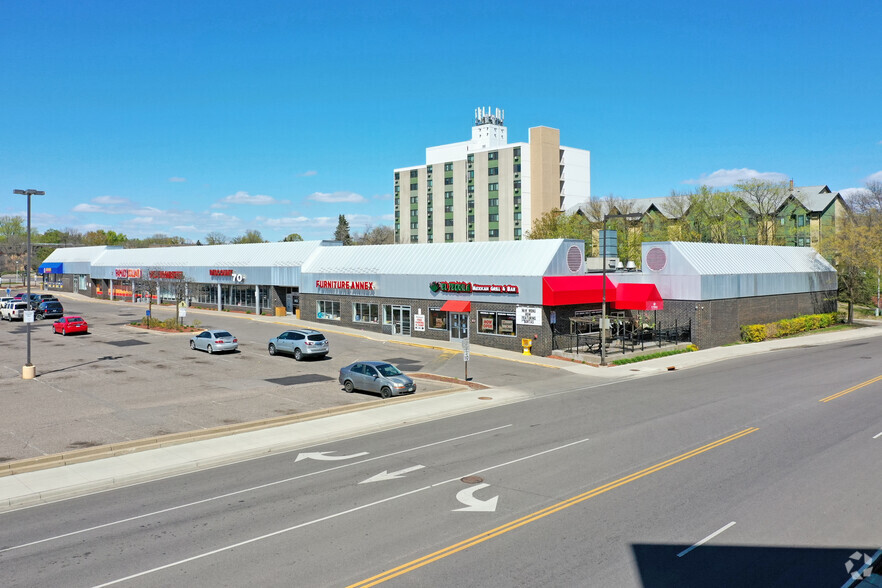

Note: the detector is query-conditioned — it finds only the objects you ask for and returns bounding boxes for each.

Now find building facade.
[394,107,591,244]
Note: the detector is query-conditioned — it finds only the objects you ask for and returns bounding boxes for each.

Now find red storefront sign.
[115,269,142,279]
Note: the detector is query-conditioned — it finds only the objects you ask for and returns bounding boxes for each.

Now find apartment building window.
[514,180,521,191]
[411,209,418,217]
[513,147,520,157]
[444,162,453,172]
[394,186,399,194]
[488,183,499,191]
[410,170,418,178]
[468,170,474,180]
[514,212,521,221]
[513,164,521,173]
[445,191,453,200]
[514,196,521,206]
[488,167,499,176]
[488,198,498,207]
[427,179,432,187]
[444,177,453,185]
[409,222,417,229]
[514,228,522,239]
[445,233,453,241]
[488,214,499,222]
[488,151,498,161]
[468,185,474,195]
[411,235,419,243]
[445,219,453,226]
[468,230,475,240]
[468,215,475,223]
[444,205,453,213]
[467,154,474,163]
[410,196,418,204]
[410,183,418,191]
[394,172,400,180]
[489,229,499,238]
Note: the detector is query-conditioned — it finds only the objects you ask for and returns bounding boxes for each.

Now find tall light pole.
[601,212,642,366]
[13,189,45,380]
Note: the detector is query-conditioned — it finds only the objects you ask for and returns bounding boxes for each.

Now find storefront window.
[191,284,269,309]
[477,310,516,336]
[353,302,379,324]
[317,300,341,320]
[429,308,448,330]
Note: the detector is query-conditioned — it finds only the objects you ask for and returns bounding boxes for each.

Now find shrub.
[740,324,767,342]
[741,312,839,343]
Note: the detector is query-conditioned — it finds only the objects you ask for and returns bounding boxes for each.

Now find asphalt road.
[0,294,574,461]
[1,336,879,587]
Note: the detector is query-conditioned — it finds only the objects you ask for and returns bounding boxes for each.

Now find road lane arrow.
[359,465,426,484]
[295,451,369,462]
[453,483,499,512]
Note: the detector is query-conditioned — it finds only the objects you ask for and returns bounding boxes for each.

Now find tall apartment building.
[394,108,590,243]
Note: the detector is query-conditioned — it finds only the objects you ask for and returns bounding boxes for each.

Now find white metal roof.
[43,246,121,264]
[88,241,336,269]
[657,241,835,275]
[303,239,575,276]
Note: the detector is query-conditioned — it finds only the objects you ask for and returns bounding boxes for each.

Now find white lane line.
[91,486,433,588]
[873,432,882,439]
[431,438,591,487]
[677,522,736,558]
[0,424,512,554]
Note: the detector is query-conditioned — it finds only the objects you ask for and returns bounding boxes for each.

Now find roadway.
[1,335,880,586]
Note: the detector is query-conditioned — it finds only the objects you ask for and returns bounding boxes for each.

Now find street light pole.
[600,212,642,366]
[13,188,45,380]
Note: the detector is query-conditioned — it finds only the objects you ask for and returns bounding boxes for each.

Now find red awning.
[613,283,664,311]
[440,300,471,312]
[542,275,617,306]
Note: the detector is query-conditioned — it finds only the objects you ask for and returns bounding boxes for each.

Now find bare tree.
[352,225,395,245]
[735,179,788,245]
[205,232,228,245]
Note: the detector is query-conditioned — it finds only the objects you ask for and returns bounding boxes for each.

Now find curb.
[0,383,469,478]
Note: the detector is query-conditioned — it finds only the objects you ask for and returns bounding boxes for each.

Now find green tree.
[232,230,264,244]
[334,215,352,245]
[282,233,304,242]
[82,229,128,246]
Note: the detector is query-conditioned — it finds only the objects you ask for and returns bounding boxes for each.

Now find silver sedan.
[189,330,238,354]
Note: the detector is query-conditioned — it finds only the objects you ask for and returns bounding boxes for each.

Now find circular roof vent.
[566,245,583,273]
[646,247,667,272]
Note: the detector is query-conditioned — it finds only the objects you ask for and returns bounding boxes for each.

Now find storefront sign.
[210,269,246,282]
[315,280,376,291]
[413,313,425,331]
[115,268,142,279]
[516,306,542,326]
[149,270,184,280]
[430,281,519,294]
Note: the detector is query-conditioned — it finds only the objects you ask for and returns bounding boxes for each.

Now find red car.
[53,316,89,335]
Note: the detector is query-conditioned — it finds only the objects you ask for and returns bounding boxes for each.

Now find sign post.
[462,337,470,381]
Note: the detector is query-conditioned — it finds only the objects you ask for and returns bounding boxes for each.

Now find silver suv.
[267,329,329,360]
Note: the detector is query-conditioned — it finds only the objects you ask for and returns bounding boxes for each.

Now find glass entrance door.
[390,305,411,335]
[450,312,469,340]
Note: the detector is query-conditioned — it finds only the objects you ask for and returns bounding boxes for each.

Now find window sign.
[414,313,425,331]
[517,306,542,326]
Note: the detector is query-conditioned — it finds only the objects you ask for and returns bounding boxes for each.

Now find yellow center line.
[819,374,882,403]
[347,427,759,588]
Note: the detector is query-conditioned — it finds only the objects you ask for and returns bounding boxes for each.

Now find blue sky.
[2,0,880,242]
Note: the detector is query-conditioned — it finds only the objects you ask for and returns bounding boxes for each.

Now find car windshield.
[376,364,402,377]
[215,331,232,338]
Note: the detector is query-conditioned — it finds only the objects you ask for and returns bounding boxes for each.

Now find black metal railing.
[551,320,691,356]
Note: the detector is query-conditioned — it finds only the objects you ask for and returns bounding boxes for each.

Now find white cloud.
[299,170,317,177]
[683,168,789,187]
[307,191,366,203]
[71,203,104,213]
[373,193,394,200]
[92,195,130,205]
[169,177,187,182]
[257,215,329,229]
[866,170,882,183]
[212,191,288,208]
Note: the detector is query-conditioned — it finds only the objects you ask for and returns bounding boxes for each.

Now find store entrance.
[389,305,411,336]
[450,312,469,341]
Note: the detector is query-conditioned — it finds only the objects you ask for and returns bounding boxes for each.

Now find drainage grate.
[105,339,149,347]
[266,374,334,386]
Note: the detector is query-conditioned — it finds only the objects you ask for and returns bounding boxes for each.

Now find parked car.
[1,301,29,321]
[37,293,59,303]
[267,329,328,360]
[0,296,14,307]
[190,330,238,354]
[338,361,416,398]
[35,300,64,319]
[53,316,88,335]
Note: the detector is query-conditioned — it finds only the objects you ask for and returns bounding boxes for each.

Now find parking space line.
[677,521,736,557]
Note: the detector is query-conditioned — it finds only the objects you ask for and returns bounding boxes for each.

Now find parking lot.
[0,292,566,462]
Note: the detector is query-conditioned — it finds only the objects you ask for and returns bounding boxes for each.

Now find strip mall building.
[40,239,836,355]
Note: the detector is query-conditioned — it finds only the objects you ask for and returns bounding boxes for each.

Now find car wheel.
[380,386,392,399]
[268,343,276,356]
[207,345,213,354]
[344,380,355,393]
[293,348,303,361]
[62,328,67,336]
[190,340,196,350]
